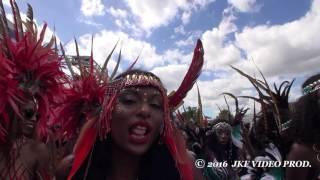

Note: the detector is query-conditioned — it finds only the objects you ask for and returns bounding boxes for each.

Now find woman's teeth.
[131,125,147,135]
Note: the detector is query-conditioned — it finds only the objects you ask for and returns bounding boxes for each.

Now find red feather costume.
[0,1,66,179]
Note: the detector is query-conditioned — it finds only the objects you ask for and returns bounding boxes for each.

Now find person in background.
[0,1,66,179]
[286,73,320,180]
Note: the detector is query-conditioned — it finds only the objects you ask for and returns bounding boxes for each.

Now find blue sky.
[5,0,320,118]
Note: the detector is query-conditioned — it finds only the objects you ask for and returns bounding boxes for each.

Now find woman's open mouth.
[128,121,152,144]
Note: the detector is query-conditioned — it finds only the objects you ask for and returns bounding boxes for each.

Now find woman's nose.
[137,103,151,118]
[221,133,227,138]
[30,113,37,122]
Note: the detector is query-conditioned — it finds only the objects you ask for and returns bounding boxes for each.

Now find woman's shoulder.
[287,142,313,160]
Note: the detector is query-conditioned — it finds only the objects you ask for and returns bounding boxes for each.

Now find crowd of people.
[0,1,319,180]
[177,70,320,180]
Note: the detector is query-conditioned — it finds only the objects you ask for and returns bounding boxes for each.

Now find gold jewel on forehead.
[121,73,165,91]
[141,75,145,81]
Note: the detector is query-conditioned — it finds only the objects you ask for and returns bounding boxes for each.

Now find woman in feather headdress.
[0,1,66,179]
[203,120,242,180]
[54,38,204,180]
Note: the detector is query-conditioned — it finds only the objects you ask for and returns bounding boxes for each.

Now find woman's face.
[20,99,38,137]
[215,128,231,145]
[111,86,164,156]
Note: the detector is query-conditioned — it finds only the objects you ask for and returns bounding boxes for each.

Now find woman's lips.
[219,139,229,144]
[24,122,35,129]
[128,121,152,144]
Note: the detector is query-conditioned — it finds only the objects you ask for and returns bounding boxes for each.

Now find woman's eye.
[24,110,35,118]
[121,98,137,105]
[151,103,160,108]
[150,102,163,109]
[125,99,135,104]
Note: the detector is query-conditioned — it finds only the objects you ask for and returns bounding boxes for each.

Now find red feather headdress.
[0,1,66,140]
[56,73,107,141]
[168,40,204,109]
[0,54,23,144]
[55,36,110,141]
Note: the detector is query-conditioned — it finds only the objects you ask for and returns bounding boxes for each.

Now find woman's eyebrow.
[119,88,139,95]
[150,94,163,102]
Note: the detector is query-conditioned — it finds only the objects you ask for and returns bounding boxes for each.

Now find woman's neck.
[108,145,142,180]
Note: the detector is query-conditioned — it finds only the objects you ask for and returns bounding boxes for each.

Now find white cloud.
[125,0,215,31]
[115,19,123,28]
[163,48,192,64]
[182,11,192,24]
[125,0,178,30]
[235,0,320,77]
[220,7,238,34]
[201,8,241,69]
[176,36,195,47]
[152,64,189,93]
[227,0,261,13]
[77,17,103,28]
[107,6,128,19]
[64,30,167,70]
[81,0,105,16]
[174,25,186,35]
[196,1,320,118]
[113,17,147,38]
[2,0,10,6]
[65,0,319,120]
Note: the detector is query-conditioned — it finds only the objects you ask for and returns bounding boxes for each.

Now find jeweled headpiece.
[213,122,232,132]
[303,79,320,95]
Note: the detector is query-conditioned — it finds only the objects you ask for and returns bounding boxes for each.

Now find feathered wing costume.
[64,40,204,180]
[0,0,66,179]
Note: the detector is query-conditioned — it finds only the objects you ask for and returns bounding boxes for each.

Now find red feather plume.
[168,39,204,109]
[6,25,66,139]
[0,56,24,144]
[57,74,107,141]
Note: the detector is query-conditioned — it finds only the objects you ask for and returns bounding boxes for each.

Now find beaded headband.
[303,79,320,95]
[106,72,166,96]
[213,122,232,132]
